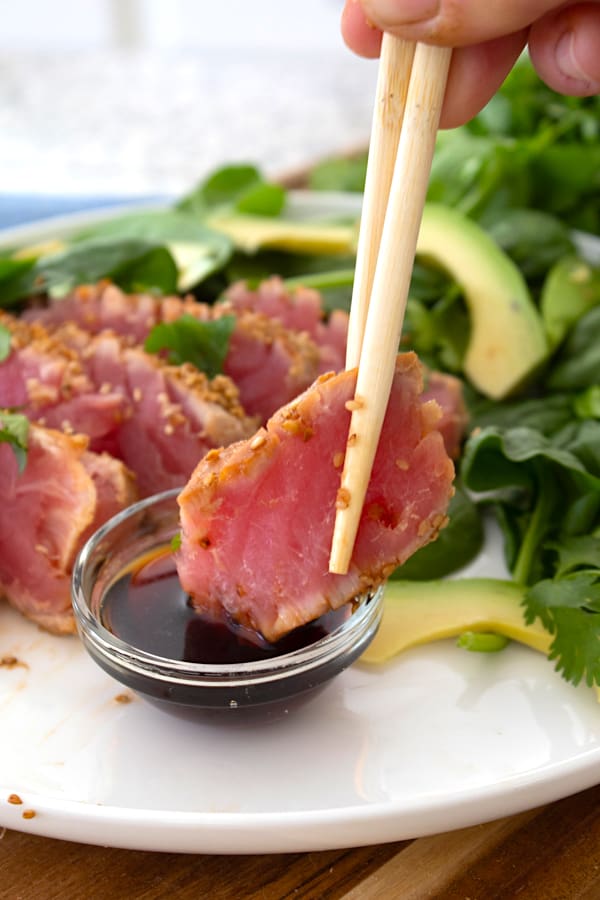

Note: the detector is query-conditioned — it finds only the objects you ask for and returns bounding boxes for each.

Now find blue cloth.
[0,194,159,231]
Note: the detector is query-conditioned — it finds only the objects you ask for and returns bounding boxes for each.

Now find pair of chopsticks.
[329,36,452,574]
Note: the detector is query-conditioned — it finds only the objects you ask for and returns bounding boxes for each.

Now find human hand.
[341,0,600,127]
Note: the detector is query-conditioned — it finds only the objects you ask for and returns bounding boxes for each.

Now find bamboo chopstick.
[345,34,415,369]
[329,42,452,575]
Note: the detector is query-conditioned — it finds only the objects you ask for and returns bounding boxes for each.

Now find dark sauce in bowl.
[72,488,384,714]
[100,548,350,665]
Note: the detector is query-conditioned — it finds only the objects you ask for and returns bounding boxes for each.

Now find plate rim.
[2,738,600,853]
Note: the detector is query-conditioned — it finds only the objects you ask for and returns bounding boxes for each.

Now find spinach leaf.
[468,394,574,437]
[75,209,224,245]
[532,145,600,233]
[462,426,600,496]
[552,420,600,479]
[0,256,37,308]
[308,155,368,193]
[561,492,600,537]
[75,209,236,293]
[0,410,29,473]
[144,314,235,377]
[32,239,178,298]
[390,485,484,581]
[541,257,600,350]
[574,386,600,421]
[177,165,286,217]
[484,208,574,281]
[461,426,600,585]
[235,182,286,217]
[428,129,531,220]
[403,291,470,374]
[548,306,600,391]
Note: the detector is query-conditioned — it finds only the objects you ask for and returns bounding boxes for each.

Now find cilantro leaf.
[524,573,600,686]
[547,535,600,577]
[144,314,236,377]
[0,411,29,473]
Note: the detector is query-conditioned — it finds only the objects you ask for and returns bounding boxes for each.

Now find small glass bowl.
[71,489,384,713]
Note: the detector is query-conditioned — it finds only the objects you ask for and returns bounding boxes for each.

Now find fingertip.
[529,3,600,96]
[341,0,383,58]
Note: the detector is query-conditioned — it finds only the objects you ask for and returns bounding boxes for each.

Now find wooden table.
[2,783,599,899]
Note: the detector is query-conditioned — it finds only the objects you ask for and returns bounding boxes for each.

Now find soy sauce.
[100,548,349,664]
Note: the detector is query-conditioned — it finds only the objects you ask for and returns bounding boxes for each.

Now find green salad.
[1,58,599,693]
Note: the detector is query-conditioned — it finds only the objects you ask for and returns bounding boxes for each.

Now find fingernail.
[367,0,440,26]
[555,30,600,89]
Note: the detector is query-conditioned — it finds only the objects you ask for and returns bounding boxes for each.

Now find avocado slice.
[361,578,600,700]
[362,578,551,664]
[206,212,357,256]
[416,205,548,399]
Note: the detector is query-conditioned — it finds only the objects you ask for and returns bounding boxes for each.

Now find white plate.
[1,202,599,854]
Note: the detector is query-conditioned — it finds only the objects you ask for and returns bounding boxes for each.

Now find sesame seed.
[335,487,351,510]
[333,451,344,468]
[345,396,365,412]
[21,810,36,820]
[132,387,142,402]
[250,433,267,450]
[395,459,409,470]
[1,657,19,669]
[7,794,22,805]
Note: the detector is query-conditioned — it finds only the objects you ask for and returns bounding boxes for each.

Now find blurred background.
[0,0,377,220]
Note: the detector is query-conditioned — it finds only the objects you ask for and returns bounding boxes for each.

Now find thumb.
[359,0,571,46]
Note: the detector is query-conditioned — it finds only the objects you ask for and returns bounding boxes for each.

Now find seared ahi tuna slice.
[0,313,125,442]
[421,371,469,459]
[223,276,348,374]
[28,283,321,423]
[79,450,138,546]
[25,282,170,344]
[53,324,258,496]
[222,311,318,422]
[0,424,135,633]
[177,353,455,642]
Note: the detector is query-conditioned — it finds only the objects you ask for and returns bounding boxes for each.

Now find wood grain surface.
[1,783,599,899]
